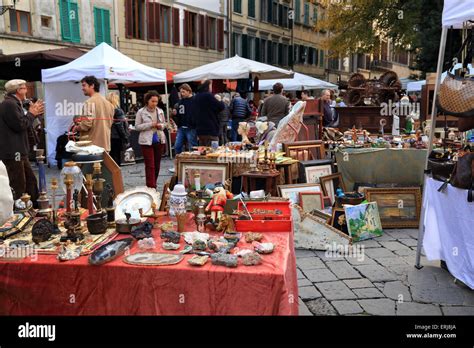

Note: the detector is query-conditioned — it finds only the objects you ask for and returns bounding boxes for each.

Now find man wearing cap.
[0,79,44,202]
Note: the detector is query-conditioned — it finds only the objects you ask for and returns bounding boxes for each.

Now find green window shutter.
[70,2,80,43]
[94,8,103,44]
[295,0,300,23]
[242,34,248,59]
[248,0,255,18]
[304,3,309,25]
[233,0,242,13]
[313,6,318,25]
[319,50,324,68]
[315,48,319,66]
[59,0,71,41]
[103,9,111,44]
[288,44,293,67]
[255,37,260,62]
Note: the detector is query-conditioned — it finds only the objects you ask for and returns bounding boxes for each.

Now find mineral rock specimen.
[160,231,181,244]
[234,248,253,257]
[162,242,180,250]
[211,253,238,267]
[192,239,207,251]
[253,242,275,254]
[183,232,210,245]
[188,255,209,266]
[242,251,262,266]
[131,221,153,240]
[138,237,156,250]
[245,232,263,243]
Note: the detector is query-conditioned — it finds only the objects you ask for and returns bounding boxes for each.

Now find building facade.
[0,0,116,55]
[116,0,227,74]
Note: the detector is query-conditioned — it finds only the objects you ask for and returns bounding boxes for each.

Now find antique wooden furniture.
[241,171,280,196]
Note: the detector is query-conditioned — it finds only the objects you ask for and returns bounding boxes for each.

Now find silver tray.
[123,252,184,266]
[113,187,161,221]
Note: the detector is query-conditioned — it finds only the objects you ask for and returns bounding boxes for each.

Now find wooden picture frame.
[102,152,124,196]
[365,187,422,228]
[298,159,334,183]
[177,160,231,189]
[319,172,347,204]
[299,192,325,212]
[159,182,170,212]
[277,183,322,204]
[283,140,326,161]
[330,207,349,236]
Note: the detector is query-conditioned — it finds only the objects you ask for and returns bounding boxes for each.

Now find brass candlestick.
[50,178,61,234]
[64,174,74,213]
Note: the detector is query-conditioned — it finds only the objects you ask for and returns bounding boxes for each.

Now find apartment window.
[282,44,288,66]
[272,42,278,64]
[59,0,80,42]
[234,0,242,14]
[267,40,273,64]
[208,17,217,50]
[184,11,198,47]
[314,48,319,66]
[9,9,31,34]
[160,5,171,43]
[41,16,52,29]
[261,39,267,63]
[199,14,206,48]
[272,1,278,25]
[304,2,310,26]
[248,0,256,18]
[217,18,224,52]
[295,0,301,23]
[94,8,111,45]
[319,50,325,68]
[278,4,283,26]
[248,36,256,60]
[232,33,242,56]
[125,0,145,39]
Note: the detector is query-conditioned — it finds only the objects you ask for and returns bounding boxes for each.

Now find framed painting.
[319,172,347,204]
[177,160,231,190]
[330,208,349,236]
[365,187,422,228]
[277,183,321,204]
[298,159,334,183]
[299,192,325,213]
[344,202,383,242]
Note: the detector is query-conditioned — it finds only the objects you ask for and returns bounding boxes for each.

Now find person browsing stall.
[173,83,197,154]
[260,82,290,126]
[135,91,167,189]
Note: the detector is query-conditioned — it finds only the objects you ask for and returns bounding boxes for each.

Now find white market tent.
[415,0,474,269]
[41,43,167,164]
[258,72,337,91]
[173,55,294,82]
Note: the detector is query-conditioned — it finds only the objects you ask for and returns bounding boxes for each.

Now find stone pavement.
[44,159,474,316]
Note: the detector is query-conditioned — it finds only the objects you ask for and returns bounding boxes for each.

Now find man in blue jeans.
[229,92,252,141]
[173,83,197,154]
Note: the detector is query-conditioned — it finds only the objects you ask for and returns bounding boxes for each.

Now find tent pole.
[415,26,448,269]
[42,82,50,167]
[165,80,172,160]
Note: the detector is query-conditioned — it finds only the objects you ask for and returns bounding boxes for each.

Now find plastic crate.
[235,201,292,232]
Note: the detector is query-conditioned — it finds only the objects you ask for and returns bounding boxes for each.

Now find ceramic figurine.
[211,253,238,267]
[216,214,236,234]
[169,184,187,217]
[205,187,233,224]
[188,255,209,266]
[160,230,181,244]
[242,251,262,266]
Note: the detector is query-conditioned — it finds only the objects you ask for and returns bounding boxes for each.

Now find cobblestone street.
[45,159,474,316]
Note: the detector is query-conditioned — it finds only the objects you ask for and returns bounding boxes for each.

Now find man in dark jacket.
[0,79,44,202]
[260,83,290,126]
[173,83,197,153]
[193,80,225,147]
[229,92,252,141]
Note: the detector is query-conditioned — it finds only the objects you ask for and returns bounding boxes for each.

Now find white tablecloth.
[423,177,474,289]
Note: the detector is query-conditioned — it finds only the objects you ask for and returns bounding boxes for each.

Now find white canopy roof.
[173,55,294,83]
[442,0,474,28]
[258,72,337,91]
[407,80,426,92]
[42,43,167,83]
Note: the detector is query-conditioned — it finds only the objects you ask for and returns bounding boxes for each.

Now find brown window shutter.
[172,7,180,45]
[198,14,204,49]
[217,18,224,52]
[125,0,133,38]
[184,10,189,46]
[147,1,156,42]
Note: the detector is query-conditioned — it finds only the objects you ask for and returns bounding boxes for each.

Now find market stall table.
[422,177,474,289]
[0,217,298,315]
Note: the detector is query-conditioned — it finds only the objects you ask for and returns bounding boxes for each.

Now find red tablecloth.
[0,220,298,316]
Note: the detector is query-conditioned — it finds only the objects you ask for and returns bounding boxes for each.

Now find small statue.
[205,187,233,224]
[73,189,80,211]
[238,122,251,145]
[105,184,114,208]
